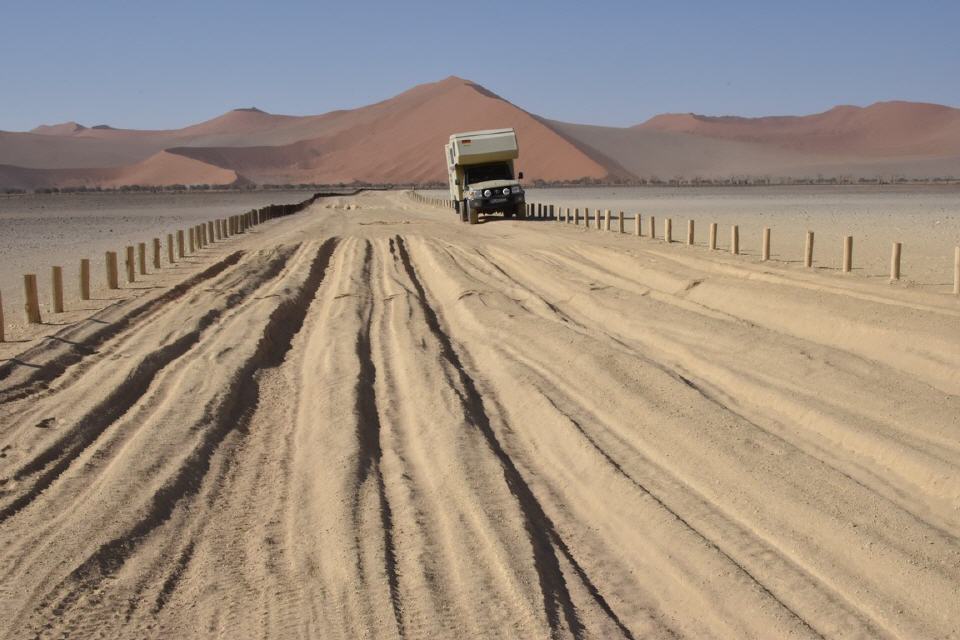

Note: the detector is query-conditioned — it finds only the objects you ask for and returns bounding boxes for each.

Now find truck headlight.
[511,186,522,194]
[502,188,510,196]
[483,189,492,197]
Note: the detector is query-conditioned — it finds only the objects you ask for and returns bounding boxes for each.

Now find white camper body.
[445,128,526,224]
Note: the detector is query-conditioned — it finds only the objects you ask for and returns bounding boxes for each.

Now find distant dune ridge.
[3,76,960,188]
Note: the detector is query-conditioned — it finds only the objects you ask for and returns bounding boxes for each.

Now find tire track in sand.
[0,246,297,524]
[353,240,404,637]
[34,239,339,623]
[392,236,634,640]
[0,250,246,404]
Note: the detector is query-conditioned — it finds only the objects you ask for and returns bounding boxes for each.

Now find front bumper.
[469,192,525,213]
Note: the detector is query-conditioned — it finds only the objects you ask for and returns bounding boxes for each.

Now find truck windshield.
[464,163,513,184]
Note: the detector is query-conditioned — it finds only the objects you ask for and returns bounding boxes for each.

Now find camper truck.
[445,128,526,224]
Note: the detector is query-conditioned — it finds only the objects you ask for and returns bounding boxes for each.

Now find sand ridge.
[0,191,957,638]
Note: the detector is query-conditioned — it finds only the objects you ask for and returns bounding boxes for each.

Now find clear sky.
[1,0,958,132]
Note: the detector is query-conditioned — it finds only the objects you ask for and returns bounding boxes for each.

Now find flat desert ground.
[0,189,959,639]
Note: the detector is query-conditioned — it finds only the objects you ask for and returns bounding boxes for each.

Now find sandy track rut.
[0,191,957,639]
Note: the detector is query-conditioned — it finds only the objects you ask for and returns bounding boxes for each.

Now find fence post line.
[648,215,656,240]
[51,266,64,313]
[23,274,41,323]
[890,242,901,280]
[153,238,161,269]
[125,246,136,283]
[687,220,695,245]
[0,290,4,342]
[106,251,119,289]
[762,228,771,261]
[665,218,673,243]
[805,231,815,268]
[709,223,718,250]
[843,236,853,273]
[635,214,641,236]
[953,247,959,295]
[177,230,185,258]
[138,242,147,274]
[731,225,739,255]
[80,259,90,300]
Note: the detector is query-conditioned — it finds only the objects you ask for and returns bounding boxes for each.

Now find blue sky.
[1,0,957,131]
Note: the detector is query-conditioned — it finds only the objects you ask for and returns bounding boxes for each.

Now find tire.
[460,201,469,223]
[454,200,462,216]
[515,203,527,219]
[467,200,479,225]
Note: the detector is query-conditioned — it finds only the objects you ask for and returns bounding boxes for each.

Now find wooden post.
[604,209,611,231]
[23,274,41,323]
[153,238,161,269]
[79,259,90,300]
[665,218,673,243]
[687,220,695,245]
[208,221,214,241]
[596,209,602,230]
[762,228,771,261]
[635,214,641,236]
[215,219,222,240]
[890,242,901,280]
[954,247,960,295]
[167,234,175,264]
[709,223,718,250]
[177,230,185,258]
[537,203,542,218]
[0,290,4,342]
[51,266,64,313]
[648,215,656,239]
[126,246,136,282]
[843,236,853,273]
[573,208,580,225]
[138,242,147,274]
[805,231,815,268]
[618,211,624,233]
[106,251,119,289]
[730,226,739,255]
[565,207,571,223]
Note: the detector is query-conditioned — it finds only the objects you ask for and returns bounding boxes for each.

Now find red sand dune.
[0,151,238,190]
[637,101,960,157]
[2,78,960,188]
[169,77,608,184]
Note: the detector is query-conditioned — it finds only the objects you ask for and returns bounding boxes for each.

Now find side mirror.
[518,171,524,180]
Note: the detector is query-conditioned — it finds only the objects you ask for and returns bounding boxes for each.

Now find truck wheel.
[454,200,461,216]
[515,203,527,219]
[468,202,479,225]
[461,201,469,223]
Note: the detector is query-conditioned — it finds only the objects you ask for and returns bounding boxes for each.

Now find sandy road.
[0,190,958,639]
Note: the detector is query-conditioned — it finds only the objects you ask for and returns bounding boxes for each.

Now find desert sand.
[0,190,958,639]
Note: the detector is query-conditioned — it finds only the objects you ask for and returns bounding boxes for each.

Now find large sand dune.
[4,78,960,188]
[0,191,957,638]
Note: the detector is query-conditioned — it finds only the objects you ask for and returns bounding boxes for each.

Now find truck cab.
[445,128,526,224]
